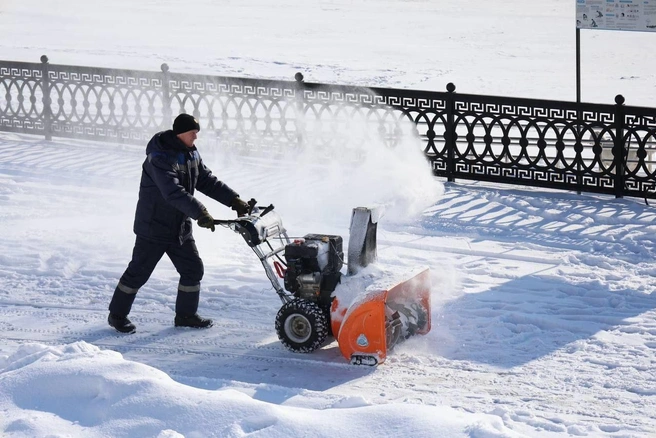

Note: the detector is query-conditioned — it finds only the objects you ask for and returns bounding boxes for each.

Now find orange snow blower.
[214,201,431,366]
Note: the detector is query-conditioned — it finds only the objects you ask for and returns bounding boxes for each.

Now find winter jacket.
[133,130,239,244]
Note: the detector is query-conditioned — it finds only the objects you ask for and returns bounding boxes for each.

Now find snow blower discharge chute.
[214,200,431,366]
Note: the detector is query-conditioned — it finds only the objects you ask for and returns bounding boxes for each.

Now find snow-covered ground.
[1,1,656,437]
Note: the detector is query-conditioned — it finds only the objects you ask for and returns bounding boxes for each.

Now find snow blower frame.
[214,200,431,365]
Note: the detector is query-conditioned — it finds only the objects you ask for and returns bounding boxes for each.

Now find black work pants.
[109,236,204,317]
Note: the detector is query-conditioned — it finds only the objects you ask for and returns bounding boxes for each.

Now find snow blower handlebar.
[212,201,280,247]
[213,199,275,225]
[213,200,292,303]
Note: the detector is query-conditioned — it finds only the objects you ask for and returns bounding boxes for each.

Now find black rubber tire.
[320,302,334,338]
[275,299,329,353]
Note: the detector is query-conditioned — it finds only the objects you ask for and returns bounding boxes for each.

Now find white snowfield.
[1,129,655,437]
[2,0,656,106]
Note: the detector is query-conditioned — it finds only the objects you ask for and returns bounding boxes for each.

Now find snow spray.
[206,86,444,230]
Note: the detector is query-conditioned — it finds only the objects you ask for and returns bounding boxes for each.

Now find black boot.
[174,313,213,328]
[108,313,136,334]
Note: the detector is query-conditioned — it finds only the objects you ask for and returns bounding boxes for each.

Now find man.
[108,113,249,334]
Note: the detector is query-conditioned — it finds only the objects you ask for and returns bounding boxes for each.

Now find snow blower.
[214,200,431,366]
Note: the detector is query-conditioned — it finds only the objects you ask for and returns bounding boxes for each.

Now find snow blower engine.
[214,199,431,366]
[283,234,343,310]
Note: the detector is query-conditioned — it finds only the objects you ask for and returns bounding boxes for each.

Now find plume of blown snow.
[207,90,444,229]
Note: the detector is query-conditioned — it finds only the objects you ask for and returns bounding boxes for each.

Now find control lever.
[260,204,275,217]
[247,198,257,215]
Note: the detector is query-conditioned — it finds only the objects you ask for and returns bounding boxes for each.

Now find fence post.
[161,63,172,130]
[445,82,456,182]
[613,95,626,198]
[294,72,306,149]
[40,55,52,141]
[575,102,583,195]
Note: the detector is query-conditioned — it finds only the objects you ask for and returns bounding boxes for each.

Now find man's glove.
[197,209,215,232]
[230,197,250,217]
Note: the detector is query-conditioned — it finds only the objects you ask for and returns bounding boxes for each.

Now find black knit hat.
[172,114,200,135]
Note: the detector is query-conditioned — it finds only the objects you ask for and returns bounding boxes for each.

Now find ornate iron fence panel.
[372,87,449,172]
[47,64,167,143]
[623,107,656,197]
[298,84,446,163]
[167,73,300,156]
[449,93,620,195]
[0,60,46,135]
[1,57,655,199]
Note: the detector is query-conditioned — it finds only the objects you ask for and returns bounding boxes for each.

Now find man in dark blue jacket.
[108,113,249,334]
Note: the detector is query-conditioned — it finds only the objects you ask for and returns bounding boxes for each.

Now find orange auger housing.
[330,267,431,366]
[327,206,432,365]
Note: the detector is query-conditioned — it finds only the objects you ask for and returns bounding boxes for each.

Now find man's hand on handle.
[197,209,215,231]
[230,197,250,217]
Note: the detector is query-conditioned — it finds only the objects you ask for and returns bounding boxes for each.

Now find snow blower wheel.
[275,299,329,353]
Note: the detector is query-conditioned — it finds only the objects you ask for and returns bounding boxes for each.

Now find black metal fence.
[2,56,655,199]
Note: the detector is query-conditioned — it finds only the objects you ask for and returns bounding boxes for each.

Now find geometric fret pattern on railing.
[0,61,46,135]
[451,95,619,193]
[1,56,655,199]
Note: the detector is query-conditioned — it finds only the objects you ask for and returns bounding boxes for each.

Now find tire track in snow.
[0,306,357,380]
[0,305,271,333]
